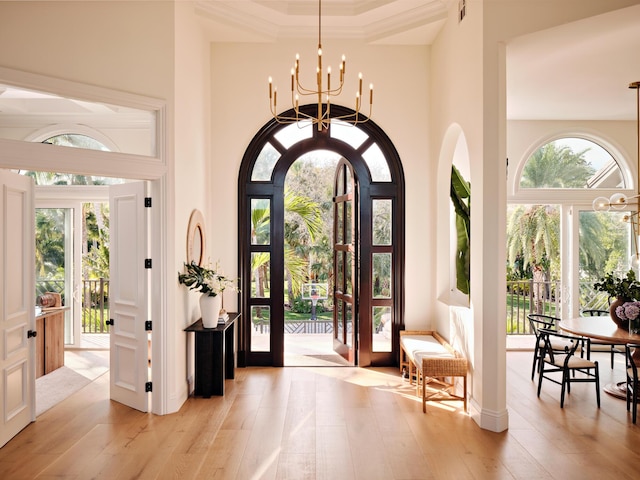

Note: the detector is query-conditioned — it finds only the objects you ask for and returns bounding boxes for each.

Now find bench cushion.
[401,335,455,366]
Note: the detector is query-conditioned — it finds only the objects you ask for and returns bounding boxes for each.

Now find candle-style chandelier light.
[268,0,373,131]
[592,81,640,269]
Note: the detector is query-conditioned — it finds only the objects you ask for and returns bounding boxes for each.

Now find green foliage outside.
[450,165,470,295]
[508,141,627,286]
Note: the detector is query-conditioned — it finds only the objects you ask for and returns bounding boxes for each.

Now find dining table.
[560,316,640,399]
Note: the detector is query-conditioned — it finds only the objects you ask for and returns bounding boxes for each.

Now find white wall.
[429,0,639,431]
[209,39,431,329]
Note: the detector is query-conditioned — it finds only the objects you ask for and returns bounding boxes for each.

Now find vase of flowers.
[616,301,640,334]
[594,270,640,329]
[178,261,238,328]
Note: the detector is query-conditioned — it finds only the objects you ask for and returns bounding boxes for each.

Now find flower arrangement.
[615,301,640,321]
[593,269,640,300]
[178,261,238,297]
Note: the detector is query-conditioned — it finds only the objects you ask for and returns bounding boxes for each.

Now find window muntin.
[520,138,624,189]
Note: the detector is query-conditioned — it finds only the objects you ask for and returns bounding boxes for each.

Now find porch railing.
[507,279,561,335]
[36,278,110,333]
[82,278,110,333]
[37,278,609,336]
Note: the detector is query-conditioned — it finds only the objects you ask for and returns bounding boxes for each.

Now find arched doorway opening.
[238,105,405,367]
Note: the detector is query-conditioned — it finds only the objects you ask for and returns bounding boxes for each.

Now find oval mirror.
[186,209,206,266]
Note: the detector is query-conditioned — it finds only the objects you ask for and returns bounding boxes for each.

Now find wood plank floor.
[2,350,640,479]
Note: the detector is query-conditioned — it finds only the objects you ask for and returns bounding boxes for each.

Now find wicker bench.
[400,330,468,413]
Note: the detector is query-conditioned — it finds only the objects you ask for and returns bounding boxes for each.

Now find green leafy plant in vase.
[178,261,238,328]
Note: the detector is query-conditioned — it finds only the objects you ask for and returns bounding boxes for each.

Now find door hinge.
[145,381,152,392]
[145,320,152,331]
[145,259,152,269]
[144,197,152,208]
[27,330,37,338]
[106,318,114,326]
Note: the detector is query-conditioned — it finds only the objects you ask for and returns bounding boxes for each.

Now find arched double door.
[238,105,404,367]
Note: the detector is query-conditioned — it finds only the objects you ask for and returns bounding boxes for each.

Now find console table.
[184,312,239,397]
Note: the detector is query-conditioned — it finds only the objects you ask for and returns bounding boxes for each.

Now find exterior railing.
[35,278,110,333]
[37,277,609,337]
[507,279,561,335]
[82,278,110,333]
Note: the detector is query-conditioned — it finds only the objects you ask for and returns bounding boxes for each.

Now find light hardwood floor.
[1,350,640,479]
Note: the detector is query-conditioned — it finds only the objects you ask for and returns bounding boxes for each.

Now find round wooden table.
[560,316,640,399]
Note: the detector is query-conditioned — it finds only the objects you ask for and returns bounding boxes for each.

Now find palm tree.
[250,189,323,301]
[520,142,594,188]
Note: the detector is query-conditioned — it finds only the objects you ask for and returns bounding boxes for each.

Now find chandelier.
[268,0,373,131]
[592,81,640,269]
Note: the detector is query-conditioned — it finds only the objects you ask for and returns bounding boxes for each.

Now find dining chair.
[528,314,576,380]
[581,308,624,369]
[625,343,640,423]
[537,329,600,408]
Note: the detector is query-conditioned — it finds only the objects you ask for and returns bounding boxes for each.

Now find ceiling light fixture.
[592,81,640,269]
[268,0,373,131]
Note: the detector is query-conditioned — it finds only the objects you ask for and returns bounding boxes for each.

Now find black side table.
[184,312,239,397]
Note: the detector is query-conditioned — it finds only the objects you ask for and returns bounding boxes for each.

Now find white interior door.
[109,182,149,412]
[0,171,35,448]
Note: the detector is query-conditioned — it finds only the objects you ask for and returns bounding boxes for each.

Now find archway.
[238,105,405,367]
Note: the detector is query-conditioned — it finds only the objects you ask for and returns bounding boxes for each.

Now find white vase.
[200,293,222,328]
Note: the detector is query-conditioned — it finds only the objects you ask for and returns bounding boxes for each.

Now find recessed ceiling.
[194,0,449,44]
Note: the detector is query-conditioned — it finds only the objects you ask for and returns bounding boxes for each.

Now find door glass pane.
[345,201,352,244]
[336,300,344,341]
[35,208,73,343]
[251,306,270,352]
[336,252,344,292]
[251,252,270,298]
[345,251,353,295]
[337,204,344,243]
[362,143,391,182]
[251,143,280,181]
[373,253,392,299]
[372,199,392,245]
[345,303,352,348]
[579,210,631,311]
[82,202,110,337]
[251,199,270,245]
[336,168,345,195]
[373,306,392,352]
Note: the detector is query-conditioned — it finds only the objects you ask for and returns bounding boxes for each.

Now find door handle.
[27,330,37,338]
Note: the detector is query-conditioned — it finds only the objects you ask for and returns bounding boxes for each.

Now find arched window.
[20,134,124,186]
[508,135,633,325]
[519,137,624,189]
[238,105,404,367]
